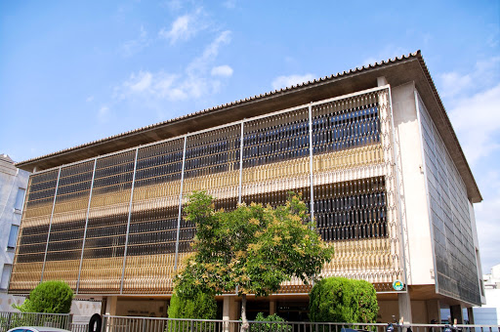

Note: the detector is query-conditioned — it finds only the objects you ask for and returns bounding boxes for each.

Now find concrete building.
[0,154,30,310]
[9,51,483,323]
[0,154,29,292]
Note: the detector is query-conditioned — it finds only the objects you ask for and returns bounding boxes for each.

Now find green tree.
[309,277,378,323]
[167,290,217,319]
[14,280,74,313]
[174,191,334,332]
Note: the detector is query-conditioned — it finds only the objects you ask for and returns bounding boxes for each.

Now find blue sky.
[1,1,499,274]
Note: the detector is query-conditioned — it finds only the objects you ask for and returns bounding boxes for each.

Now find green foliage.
[14,280,74,313]
[354,279,379,323]
[167,290,217,319]
[175,191,334,299]
[309,277,379,323]
[251,313,292,332]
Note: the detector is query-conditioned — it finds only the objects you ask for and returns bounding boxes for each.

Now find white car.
[7,327,71,332]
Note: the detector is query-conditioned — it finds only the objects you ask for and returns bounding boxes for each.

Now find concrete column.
[377,76,389,87]
[398,293,412,324]
[223,296,238,332]
[105,296,118,316]
[223,296,230,320]
[466,307,474,324]
[269,300,277,315]
[450,305,463,324]
[426,300,440,323]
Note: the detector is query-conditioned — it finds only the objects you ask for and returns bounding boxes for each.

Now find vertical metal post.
[40,166,62,282]
[76,158,97,293]
[414,89,439,295]
[174,135,188,271]
[120,148,139,294]
[308,103,315,226]
[384,87,410,291]
[238,120,245,204]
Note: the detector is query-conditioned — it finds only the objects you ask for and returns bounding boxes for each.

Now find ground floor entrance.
[99,285,476,324]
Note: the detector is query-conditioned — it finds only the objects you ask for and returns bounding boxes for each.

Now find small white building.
[0,154,30,310]
[474,264,500,325]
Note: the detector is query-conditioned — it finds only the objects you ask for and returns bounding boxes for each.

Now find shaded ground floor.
[85,284,477,324]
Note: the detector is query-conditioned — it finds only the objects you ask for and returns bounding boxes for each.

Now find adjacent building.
[9,51,484,323]
[1,154,29,293]
[473,264,500,325]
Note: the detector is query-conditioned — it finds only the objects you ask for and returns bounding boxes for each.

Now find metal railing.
[70,322,89,332]
[0,311,72,331]
[2,312,499,332]
[100,316,500,332]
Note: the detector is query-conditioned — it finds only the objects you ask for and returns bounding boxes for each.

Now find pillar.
[377,76,389,87]
[426,299,440,323]
[223,296,238,332]
[105,296,118,316]
[450,305,463,324]
[398,293,412,324]
[269,300,277,315]
[466,307,474,324]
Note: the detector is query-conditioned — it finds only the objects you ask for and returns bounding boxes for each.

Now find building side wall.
[10,87,404,296]
[391,82,434,286]
[418,94,481,305]
[0,157,29,292]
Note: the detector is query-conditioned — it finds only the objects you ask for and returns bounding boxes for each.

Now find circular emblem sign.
[392,280,404,291]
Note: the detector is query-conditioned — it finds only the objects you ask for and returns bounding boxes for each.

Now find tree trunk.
[240,293,249,332]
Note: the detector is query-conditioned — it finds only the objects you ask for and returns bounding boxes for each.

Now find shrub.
[167,290,217,319]
[14,280,73,313]
[309,277,378,323]
[251,313,292,332]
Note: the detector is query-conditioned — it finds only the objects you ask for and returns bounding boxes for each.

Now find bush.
[167,290,217,319]
[309,277,378,323]
[251,313,292,332]
[14,280,73,313]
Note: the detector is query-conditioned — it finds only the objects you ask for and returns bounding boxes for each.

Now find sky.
[0,1,499,275]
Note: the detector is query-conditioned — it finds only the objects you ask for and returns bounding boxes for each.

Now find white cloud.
[438,56,500,99]
[271,74,316,90]
[223,0,236,9]
[187,30,231,74]
[159,8,207,44]
[117,71,184,101]
[120,26,150,57]
[439,72,472,98]
[115,30,232,102]
[449,83,500,166]
[165,0,183,11]
[86,96,94,103]
[128,71,153,92]
[211,65,233,77]
[98,106,110,123]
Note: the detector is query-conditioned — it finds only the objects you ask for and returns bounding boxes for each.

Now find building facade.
[1,154,29,292]
[9,51,483,323]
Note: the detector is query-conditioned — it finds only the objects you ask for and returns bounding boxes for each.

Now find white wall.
[391,82,434,285]
[0,155,30,292]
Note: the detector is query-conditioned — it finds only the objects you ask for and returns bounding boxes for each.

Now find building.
[9,51,484,323]
[472,264,500,325]
[0,154,29,310]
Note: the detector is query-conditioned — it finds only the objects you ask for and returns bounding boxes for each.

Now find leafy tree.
[174,191,334,332]
[14,280,73,313]
[309,277,378,323]
[167,290,217,319]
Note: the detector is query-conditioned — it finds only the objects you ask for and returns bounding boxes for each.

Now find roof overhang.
[16,51,482,203]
